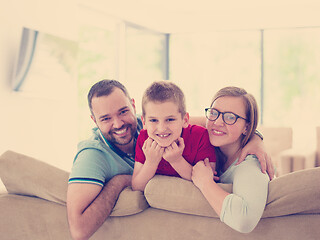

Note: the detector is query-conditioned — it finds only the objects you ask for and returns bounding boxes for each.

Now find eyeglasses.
[205,108,248,125]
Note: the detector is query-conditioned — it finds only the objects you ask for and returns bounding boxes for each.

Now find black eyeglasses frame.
[205,107,248,125]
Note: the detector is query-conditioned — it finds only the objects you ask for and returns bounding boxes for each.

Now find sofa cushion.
[0,150,69,205]
[145,167,320,218]
[0,150,148,216]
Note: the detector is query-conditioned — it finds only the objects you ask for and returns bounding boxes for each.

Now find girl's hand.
[192,158,214,190]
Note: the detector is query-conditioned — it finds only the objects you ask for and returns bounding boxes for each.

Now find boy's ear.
[182,112,190,128]
[141,115,147,129]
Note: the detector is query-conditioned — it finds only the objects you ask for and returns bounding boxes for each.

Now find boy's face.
[142,101,189,147]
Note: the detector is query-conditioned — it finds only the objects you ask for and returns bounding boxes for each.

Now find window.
[170,27,320,151]
[170,31,261,116]
[264,27,320,149]
[77,25,117,140]
[124,25,168,114]
[77,23,168,139]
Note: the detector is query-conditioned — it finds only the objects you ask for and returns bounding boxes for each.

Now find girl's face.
[206,96,248,152]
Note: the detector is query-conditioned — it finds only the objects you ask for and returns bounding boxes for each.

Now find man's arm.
[67,174,131,240]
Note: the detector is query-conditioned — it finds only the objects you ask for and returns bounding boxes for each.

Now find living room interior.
[1,1,320,239]
[0,0,320,177]
[1,0,320,181]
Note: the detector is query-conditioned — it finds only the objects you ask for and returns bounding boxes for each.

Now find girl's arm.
[238,134,274,180]
[219,157,269,233]
[193,156,269,233]
[192,159,229,215]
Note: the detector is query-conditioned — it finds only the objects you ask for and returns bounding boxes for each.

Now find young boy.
[132,81,216,191]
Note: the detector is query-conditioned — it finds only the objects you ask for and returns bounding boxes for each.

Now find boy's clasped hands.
[142,137,185,165]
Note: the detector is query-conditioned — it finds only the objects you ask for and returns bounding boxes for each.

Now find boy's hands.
[163,137,185,164]
[142,137,186,166]
[142,137,164,165]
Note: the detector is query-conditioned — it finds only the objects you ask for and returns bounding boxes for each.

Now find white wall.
[0,0,79,171]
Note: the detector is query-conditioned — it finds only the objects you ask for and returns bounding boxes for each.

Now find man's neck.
[116,141,135,156]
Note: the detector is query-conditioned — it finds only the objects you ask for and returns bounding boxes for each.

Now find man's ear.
[131,98,136,112]
[141,115,147,129]
[91,115,97,124]
[182,112,190,128]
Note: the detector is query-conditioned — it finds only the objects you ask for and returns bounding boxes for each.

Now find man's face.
[91,88,138,150]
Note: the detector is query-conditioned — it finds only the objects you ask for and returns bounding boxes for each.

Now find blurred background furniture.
[259,126,293,176]
[260,126,319,176]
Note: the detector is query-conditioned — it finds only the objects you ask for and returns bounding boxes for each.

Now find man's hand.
[163,137,185,164]
[237,134,275,180]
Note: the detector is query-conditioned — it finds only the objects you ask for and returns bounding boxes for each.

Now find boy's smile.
[142,101,189,147]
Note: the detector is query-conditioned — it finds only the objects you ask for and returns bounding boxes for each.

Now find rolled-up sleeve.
[220,157,269,233]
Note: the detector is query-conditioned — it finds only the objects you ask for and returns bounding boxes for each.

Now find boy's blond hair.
[142,81,186,117]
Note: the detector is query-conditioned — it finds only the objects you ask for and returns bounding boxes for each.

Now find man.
[67,79,273,240]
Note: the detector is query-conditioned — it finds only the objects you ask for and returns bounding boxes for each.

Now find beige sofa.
[0,150,320,240]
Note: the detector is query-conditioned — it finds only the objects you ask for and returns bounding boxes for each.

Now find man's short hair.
[88,79,131,114]
[142,80,186,117]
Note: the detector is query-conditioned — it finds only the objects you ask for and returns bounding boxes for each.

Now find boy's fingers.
[204,158,210,165]
[177,137,185,148]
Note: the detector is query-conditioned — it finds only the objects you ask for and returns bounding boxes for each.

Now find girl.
[191,86,269,233]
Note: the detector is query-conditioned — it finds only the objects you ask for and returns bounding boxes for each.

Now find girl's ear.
[141,115,147,129]
[242,123,249,135]
[182,112,190,128]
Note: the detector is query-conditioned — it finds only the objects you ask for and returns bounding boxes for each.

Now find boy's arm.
[67,175,131,240]
[163,137,193,180]
[131,161,159,191]
[132,137,164,191]
[169,157,193,180]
